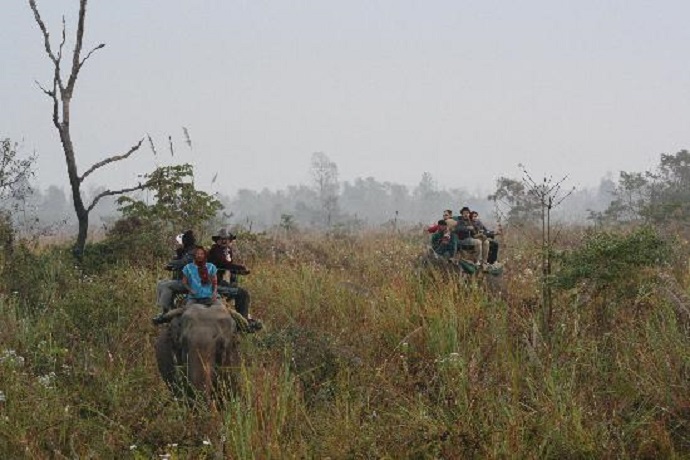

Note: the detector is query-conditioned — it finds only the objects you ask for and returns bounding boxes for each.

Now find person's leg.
[157,280,185,312]
[472,238,481,263]
[233,288,251,319]
[481,239,490,264]
[488,240,499,264]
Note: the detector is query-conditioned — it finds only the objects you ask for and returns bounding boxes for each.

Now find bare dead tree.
[28,0,148,258]
[520,165,575,338]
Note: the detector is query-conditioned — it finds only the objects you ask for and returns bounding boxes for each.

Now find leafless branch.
[87,183,146,213]
[51,78,59,128]
[147,134,157,156]
[183,127,192,149]
[66,0,88,95]
[78,43,105,72]
[28,0,58,64]
[35,80,53,97]
[57,16,67,62]
[79,138,144,183]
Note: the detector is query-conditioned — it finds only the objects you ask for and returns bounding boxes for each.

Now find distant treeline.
[10,171,618,234]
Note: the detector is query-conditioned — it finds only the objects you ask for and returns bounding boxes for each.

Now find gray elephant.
[155,303,241,400]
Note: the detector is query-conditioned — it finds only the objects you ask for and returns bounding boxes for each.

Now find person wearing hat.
[207,229,257,326]
[208,228,251,281]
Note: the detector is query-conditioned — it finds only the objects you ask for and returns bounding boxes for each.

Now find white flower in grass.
[202,439,212,446]
[38,372,56,388]
[0,391,5,402]
[129,445,137,451]
[0,350,25,367]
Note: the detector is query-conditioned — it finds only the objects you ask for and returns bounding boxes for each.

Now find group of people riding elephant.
[153,228,261,400]
[153,228,261,330]
[428,206,501,270]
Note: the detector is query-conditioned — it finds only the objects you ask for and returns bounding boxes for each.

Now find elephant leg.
[215,333,241,397]
[155,326,178,392]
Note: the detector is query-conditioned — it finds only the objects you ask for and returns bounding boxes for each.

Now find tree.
[488,176,541,223]
[0,138,36,256]
[595,150,690,225]
[311,152,340,227]
[28,0,149,258]
[490,165,574,338]
[116,164,223,234]
[0,138,35,204]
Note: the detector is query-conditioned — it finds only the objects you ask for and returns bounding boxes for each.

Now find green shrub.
[554,226,670,293]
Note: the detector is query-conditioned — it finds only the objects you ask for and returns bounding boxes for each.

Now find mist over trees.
[12,149,690,236]
[218,153,615,231]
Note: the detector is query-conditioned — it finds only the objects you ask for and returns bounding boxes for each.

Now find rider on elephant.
[208,229,250,283]
[207,229,254,322]
[156,230,197,314]
[430,219,458,259]
[182,246,223,307]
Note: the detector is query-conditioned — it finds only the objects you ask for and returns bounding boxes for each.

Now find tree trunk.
[57,95,90,258]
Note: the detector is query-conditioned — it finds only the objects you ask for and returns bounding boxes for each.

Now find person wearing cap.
[430,219,458,259]
[207,228,257,325]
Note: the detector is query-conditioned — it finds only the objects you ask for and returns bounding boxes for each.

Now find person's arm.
[208,246,233,270]
[181,266,196,296]
[181,274,195,296]
[210,265,218,301]
[450,233,459,257]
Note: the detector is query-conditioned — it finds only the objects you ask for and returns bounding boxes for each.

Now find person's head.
[437,219,448,230]
[470,211,479,220]
[194,246,207,264]
[442,209,453,219]
[460,207,471,218]
[212,228,237,246]
[181,230,196,249]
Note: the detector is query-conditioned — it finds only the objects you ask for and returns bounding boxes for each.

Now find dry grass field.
[1,226,689,458]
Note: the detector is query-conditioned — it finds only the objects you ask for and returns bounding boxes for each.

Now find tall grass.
[1,228,689,457]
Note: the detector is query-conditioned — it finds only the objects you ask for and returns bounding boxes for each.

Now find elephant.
[155,303,241,400]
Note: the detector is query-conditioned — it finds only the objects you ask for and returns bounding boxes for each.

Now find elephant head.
[155,304,241,400]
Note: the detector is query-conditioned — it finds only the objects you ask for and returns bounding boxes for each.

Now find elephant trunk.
[183,337,215,400]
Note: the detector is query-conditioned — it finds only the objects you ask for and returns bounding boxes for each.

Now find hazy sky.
[3,1,690,197]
